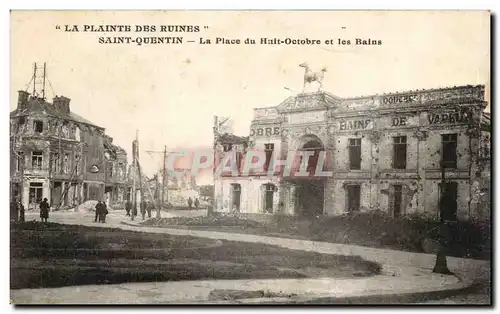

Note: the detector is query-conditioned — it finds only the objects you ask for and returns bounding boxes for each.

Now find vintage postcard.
[9,10,491,305]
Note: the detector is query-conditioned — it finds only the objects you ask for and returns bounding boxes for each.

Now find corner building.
[214,85,490,221]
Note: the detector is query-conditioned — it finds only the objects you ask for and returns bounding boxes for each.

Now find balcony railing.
[23,167,50,176]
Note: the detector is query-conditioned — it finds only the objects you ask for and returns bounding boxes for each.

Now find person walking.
[187,197,193,210]
[194,198,200,210]
[40,198,50,222]
[125,200,131,217]
[94,201,102,222]
[146,202,152,218]
[99,200,108,223]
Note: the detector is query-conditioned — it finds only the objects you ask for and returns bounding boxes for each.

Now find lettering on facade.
[382,95,418,105]
[391,117,407,127]
[339,119,371,131]
[428,111,471,125]
[250,126,280,137]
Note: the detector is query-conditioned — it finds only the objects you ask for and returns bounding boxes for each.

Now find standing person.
[187,197,193,210]
[146,202,152,218]
[125,200,131,217]
[194,198,200,210]
[40,198,50,222]
[18,201,25,222]
[140,202,146,220]
[94,201,102,222]
[99,200,108,223]
[10,201,18,222]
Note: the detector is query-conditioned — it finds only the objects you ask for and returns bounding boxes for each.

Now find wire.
[24,77,34,93]
[46,77,56,99]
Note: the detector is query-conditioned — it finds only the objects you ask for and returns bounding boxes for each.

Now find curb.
[184,280,475,304]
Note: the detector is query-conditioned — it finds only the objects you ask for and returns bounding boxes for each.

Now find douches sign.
[250,126,280,137]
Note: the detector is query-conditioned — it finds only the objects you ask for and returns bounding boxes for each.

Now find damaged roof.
[481,111,491,132]
[218,132,249,145]
[10,97,103,129]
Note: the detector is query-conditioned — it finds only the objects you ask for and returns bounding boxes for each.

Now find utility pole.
[433,160,453,274]
[42,63,47,100]
[131,130,138,221]
[212,115,230,216]
[162,145,166,212]
[145,147,179,218]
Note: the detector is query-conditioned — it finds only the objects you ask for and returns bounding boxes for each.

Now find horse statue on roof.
[299,62,327,93]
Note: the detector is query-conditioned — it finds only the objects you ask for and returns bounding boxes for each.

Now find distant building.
[214,85,490,221]
[10,90,129,209]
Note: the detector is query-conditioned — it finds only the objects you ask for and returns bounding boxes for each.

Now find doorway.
[231,183,241,212]
[263,183,276,213]
[346,185,361,212]
[294,179,324,216]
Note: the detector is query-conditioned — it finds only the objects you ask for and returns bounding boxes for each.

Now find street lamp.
[432,160,453,275]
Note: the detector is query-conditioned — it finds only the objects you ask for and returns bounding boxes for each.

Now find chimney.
[17,90,29,110]
[53,95,71,115]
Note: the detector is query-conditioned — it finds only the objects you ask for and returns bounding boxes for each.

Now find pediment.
[277,92,341,112]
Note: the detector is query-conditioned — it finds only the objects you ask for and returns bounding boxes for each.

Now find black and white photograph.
[7,10,491,305]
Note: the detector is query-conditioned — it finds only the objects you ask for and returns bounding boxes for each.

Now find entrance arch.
[292,134,326,217]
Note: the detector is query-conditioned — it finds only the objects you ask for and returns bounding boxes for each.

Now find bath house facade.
[213,85,490,221]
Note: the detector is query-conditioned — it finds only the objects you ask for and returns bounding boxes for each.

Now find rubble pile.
[141,214,264,229]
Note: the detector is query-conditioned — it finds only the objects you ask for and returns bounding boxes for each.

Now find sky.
[10,11,490,184]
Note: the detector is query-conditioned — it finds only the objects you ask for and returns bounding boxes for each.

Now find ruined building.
[10,90,130,209]
[214,85,490,221]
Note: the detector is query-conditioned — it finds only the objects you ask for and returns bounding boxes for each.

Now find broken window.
[348,138,361,170]
[75,155,80,175]
[264,143,274,171]
[442,134,458,168]
[392,136,407,169]
[52,153,60,173]
[34,120,43,133]
[31,151,43,169]
[63,154,69,174]
[346,185,361,212]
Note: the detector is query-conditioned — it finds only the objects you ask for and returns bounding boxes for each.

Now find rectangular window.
[34,120,43,133]
[29,182,43,204]
[438,182,458,221]
[348,139,362,170]
[223,144,233,152]
[392,185,403,217]
[442,134,458,168]
[17,152,24,172]
[346,185,361,212]
[31,151,43,169]
[264,143,274,171]
[109,163,114,178]
[393,136,407,169]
